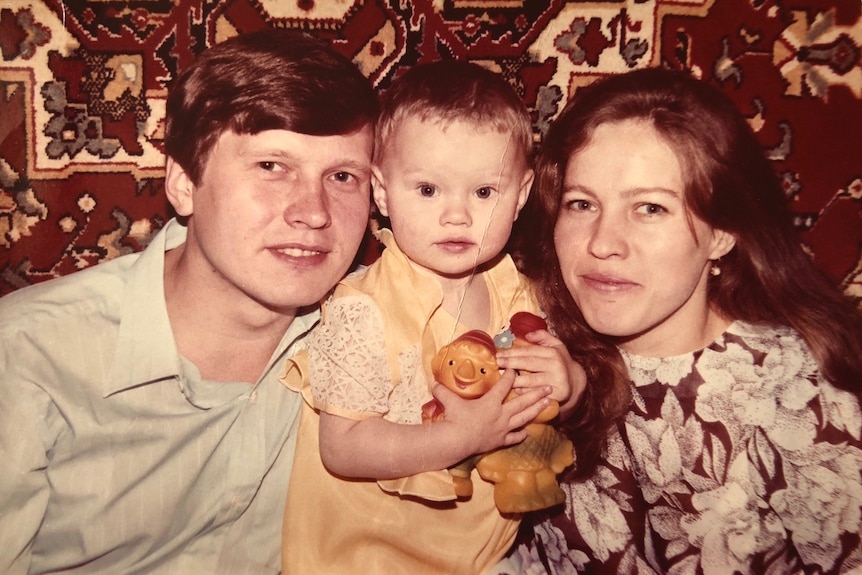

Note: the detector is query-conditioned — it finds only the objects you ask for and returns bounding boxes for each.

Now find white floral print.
[518,322,862,574]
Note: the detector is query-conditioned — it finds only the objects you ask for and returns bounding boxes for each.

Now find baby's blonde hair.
[375,60,533,166]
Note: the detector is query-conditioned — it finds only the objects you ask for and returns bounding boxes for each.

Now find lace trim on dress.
[306,295,391,417]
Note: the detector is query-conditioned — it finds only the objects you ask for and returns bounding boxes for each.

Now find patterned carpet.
[1,0,860,306]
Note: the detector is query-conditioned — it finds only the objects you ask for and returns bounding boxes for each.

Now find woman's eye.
[419,184,436,197]
[565,199,592,211]
[475,187,494,199]
[637,203,666,215]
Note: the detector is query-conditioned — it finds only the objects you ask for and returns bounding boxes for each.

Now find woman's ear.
[164,157,195,217]
[371,166,389,218]
[709,228,736,260]
[513,168,535,221]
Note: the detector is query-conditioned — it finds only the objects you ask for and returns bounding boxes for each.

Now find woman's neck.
[618,307,733,358]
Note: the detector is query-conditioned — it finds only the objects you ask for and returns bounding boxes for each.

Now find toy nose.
[454,360,479,382]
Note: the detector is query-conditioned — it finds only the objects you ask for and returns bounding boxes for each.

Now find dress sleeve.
[0,338,60,574]
[760,369,862,572]
[305,294,394,420]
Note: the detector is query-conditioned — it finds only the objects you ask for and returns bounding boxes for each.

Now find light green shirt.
[0,219,312,574]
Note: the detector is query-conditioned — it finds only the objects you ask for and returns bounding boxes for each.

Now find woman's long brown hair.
[513,67,862,477]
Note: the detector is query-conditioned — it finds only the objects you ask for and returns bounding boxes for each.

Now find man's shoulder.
[0,252,140,334]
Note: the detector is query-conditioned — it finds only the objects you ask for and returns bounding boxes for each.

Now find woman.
[512,68,862,574]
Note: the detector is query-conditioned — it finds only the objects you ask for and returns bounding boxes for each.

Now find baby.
[281,60,584,574]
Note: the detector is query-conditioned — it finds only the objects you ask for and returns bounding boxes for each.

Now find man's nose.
[285,178,331,229]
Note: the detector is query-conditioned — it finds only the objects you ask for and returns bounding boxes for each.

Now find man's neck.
[163,246,296,383]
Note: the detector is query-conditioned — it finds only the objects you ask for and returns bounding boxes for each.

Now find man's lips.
[273,246,325,257]
[269,244,328,262]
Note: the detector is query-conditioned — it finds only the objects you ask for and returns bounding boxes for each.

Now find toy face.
[434,339,500,399]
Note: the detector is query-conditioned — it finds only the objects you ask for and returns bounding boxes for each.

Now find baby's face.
[372,116,534,281]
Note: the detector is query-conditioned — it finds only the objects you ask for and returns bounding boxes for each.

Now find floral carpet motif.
[1,0,860,304]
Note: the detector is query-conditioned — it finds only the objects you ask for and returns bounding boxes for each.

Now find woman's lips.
[581,273,638,293]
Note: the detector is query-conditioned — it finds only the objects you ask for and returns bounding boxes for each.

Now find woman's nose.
[588,213,627,259]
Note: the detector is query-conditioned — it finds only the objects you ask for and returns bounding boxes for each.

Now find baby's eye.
[475,187,494,200]
[419,184,437,197]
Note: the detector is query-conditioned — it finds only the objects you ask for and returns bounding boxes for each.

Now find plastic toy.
[425,312,574,513]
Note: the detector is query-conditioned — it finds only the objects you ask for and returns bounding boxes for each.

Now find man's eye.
[259,161,279,172]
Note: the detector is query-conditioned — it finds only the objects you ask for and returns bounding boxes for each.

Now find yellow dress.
[281,230,539,574]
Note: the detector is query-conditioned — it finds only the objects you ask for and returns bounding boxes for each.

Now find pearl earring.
[710,262,721,276]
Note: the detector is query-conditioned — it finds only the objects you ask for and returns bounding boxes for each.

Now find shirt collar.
[373,227,524,314]
[105,220,322,396]
[106,219,188,396]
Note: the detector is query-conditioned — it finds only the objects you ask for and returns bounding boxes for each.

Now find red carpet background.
[1,0,860,306]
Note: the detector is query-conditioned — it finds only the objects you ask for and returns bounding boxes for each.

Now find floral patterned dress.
[515,321,862,574]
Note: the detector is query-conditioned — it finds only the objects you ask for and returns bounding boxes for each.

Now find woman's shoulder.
[723,321,815,365]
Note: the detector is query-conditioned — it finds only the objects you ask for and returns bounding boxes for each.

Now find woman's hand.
[495,329,587,417]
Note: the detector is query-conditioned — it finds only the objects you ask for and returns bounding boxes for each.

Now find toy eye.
[480,368,487,374]
[448,360,455,366]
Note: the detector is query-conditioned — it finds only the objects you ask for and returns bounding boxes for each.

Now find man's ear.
[708,228,736,260]
[164,157,195,217]
[371,166,389,218]
[513,168,535,221]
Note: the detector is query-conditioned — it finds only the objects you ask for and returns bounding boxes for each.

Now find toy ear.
[431,345,450,379]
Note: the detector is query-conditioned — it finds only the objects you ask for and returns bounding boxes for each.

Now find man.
[0,29,377,574]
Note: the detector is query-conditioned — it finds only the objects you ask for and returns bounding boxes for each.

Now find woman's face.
[553,119,734,356]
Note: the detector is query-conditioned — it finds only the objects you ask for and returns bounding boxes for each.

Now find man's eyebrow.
[239,149,370,171]
[331,159,372,171]
[237,146,288,160]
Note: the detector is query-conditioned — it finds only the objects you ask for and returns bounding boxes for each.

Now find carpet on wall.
[1,0,860,306]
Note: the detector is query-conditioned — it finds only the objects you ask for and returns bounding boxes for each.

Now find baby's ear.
[371,166,389,217]
[514,168,535,220]
[164,157,195,216]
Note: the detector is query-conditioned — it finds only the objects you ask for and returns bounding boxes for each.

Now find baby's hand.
[495,329,586,417]
[430,369,551,456]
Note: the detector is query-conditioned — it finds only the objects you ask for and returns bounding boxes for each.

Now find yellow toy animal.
[426,313,574,514]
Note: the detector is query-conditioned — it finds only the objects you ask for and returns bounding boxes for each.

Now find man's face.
[171,126,373,315]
